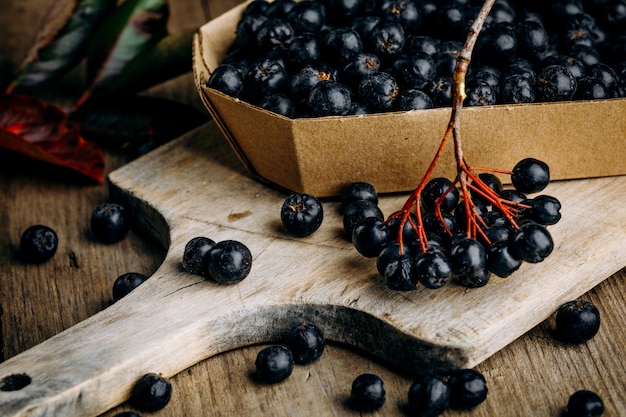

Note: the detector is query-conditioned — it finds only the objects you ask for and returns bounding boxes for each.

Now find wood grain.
[1,0,625,416]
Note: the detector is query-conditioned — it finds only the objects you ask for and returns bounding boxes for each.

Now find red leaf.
[0,94,105,183]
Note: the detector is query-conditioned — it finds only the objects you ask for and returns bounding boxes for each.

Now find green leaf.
[90,29,197,97]
[84,0,170,100]
[8,0,117,91]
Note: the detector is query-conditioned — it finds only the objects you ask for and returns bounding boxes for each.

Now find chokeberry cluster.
[207,0,625,118]
[344,156,560,291]
[182,237,252,284]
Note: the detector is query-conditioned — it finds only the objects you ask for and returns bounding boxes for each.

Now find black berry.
[281,193,324,237]
[407,374,451,417]
[255,345,294,383]
[511,158,550,194]
[555,300,601,344]
[340,181,378,210]
[448,368,488,409]
[112,272,148,301]
[130,373,172,412]
[284,322,325,364]
[349,373,386,412]
[511,222,554,263]
[352,217,392,258]
[566,389,604,417]
[20,224,58,263]
[206,240,253,284]
[182,236,216,276]
[91,202,130,244]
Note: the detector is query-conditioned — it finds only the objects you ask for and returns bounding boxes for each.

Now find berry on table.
[130,373,172,412]
[555,300,601,344]
[91,202,130,244]
[349,373,386,412]
[182,236,217,276]
[407,374,451,417]
[284,322,325,364]
[19,224,58,263]
[206,240,253,284]
[352,217,392,258]
[112,272,148,301]
[280,193,324,237]
[566,389,604,417]
[447,368,488,410]
[255,345,294,383]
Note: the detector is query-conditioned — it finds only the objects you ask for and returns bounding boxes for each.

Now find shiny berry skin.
[465,80,497,106]
[367,20,405,60]
[307,80,352,116]
[536,65,577,101]
[182,236,216,276]
[286,0,325,34]
[91,203,130,244]
[340,181,378,211]
[322,27,363,67]
[414,251,452,289]
[20,225,58,263]
[528,195,562,225]
[285,322,325,364]
[286,34,321,70]
[395,88,434,111]
[255,345,294,383]
[290,65,334,104]
[392,52,436,89]
[555,300,601,344]
[112,272,148,301]
[255,17,294,52]
[499,74,536,104]
[449,238,486,280]
[511,158,550,194]
[407,374,451,417]
[281,193,324,237]
[486,240,522,278]
[243,56,289,104]
[385,253,417,291]
[358,71,399,111]
[130,373,172,412]
[448,369,488,409]
[342,200,384,236]
[259,93,295,117]
[352,217,392,258]
[340,52,381,90]
[377,241,411,276]
[349,373,386,412]
[422,177,459,213]
[511,222,554,263]
[206,240,253,284]
[566,390,604,417]
[207,64,244,97]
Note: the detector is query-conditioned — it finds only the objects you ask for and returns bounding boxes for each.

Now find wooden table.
[1,1,625,416]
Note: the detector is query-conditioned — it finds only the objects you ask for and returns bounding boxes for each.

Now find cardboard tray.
[192,1,626,198]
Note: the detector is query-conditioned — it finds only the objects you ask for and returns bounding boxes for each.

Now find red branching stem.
[390,0,498,252]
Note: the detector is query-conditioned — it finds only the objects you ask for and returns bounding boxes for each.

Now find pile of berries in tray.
[206,0,625,118]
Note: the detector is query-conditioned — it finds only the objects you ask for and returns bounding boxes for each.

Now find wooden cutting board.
[1,121,625,417]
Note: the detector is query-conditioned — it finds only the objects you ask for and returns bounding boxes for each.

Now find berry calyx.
[20,225,58,263]
[281,193,324,237]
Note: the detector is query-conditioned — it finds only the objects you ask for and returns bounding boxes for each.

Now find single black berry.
[486,240,522,278]
[511,158,550,194]
[407,374,451,417]
[555,300,601,344]
[414,251,452,289]
[448,368,488,409]
[422,177,459,213]
[566,389,604,417]
[349,373,386,412]
[307,80,352,116]
[182,236,217,276]
[536,65,577,101]
[91,203,130,244]
[528,195,562,225]
[112,272,148,301]
[207,64,244,97]
[284,322,325,364]
[352,217,392,258]
[255,345,294,383]
[511,222,554,263]
[342,199,384,236]
[385,253,417,291]
[206,240,253,284]
[340,181,378,211]
[358,71,399,111]
[20,224,58,263]
[130,373,172,412]
[281,193,324,237]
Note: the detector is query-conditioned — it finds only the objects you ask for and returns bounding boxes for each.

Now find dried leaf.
[84,0,170,101]
[69,95,209,148]
[0,94,105,182]
[8,0,117,91]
